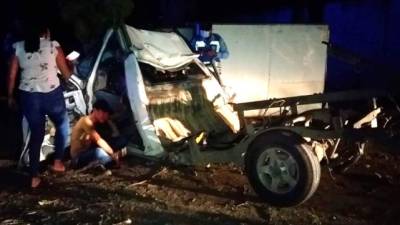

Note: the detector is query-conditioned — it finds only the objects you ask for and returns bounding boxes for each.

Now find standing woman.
[7,19,72,188]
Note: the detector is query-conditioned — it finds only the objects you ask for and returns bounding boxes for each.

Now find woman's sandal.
[49,160,66,173]
[49,165,65,173]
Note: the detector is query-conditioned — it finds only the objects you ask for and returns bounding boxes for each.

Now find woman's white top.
[13,38,60,93]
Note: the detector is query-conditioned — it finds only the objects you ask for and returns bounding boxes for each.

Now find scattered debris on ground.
[1,141,400,225]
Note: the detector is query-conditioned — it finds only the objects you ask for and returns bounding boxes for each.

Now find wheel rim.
[256,147,300,194]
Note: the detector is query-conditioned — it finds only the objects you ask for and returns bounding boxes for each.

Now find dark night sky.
[0,0,327,56]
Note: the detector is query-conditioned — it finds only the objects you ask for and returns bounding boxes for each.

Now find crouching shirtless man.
[70,99,127,169]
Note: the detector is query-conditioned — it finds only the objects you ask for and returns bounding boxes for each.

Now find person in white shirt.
[7,19,72,188]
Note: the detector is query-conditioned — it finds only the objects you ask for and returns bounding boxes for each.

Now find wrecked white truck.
[20,24,395,207]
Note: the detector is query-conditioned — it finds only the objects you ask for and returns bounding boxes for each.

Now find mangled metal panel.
[124,54,166,157]
[142,61,240,145]
[124,25,240,144]
[125,25,198,70]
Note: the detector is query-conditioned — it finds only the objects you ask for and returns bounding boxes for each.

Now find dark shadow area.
[0,167,29,190]
[112,158,164,182]
[130,208,267,225]
[0,160,268,225]
[341,172,394,187]
[135,162,264,204]
[147,176,262,204]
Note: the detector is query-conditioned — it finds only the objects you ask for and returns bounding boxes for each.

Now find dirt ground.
[1,141,400,225]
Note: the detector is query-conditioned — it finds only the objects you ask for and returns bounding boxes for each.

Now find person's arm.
[7,54,19,107]
[93,132,120,162]
[56,46,72,81]
[216,34,229,60]
[190,36,199,52]
[89,130,114,156]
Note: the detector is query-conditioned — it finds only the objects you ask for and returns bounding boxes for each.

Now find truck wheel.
[245,131,320,207]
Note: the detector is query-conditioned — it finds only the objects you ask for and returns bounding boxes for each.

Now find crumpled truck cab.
[71,25,241,159]
[123,26,241,155]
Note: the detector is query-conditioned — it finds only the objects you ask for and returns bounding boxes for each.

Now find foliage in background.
[57,0,134,42]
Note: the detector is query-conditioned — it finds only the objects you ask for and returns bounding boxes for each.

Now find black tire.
[245,130,321,207]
